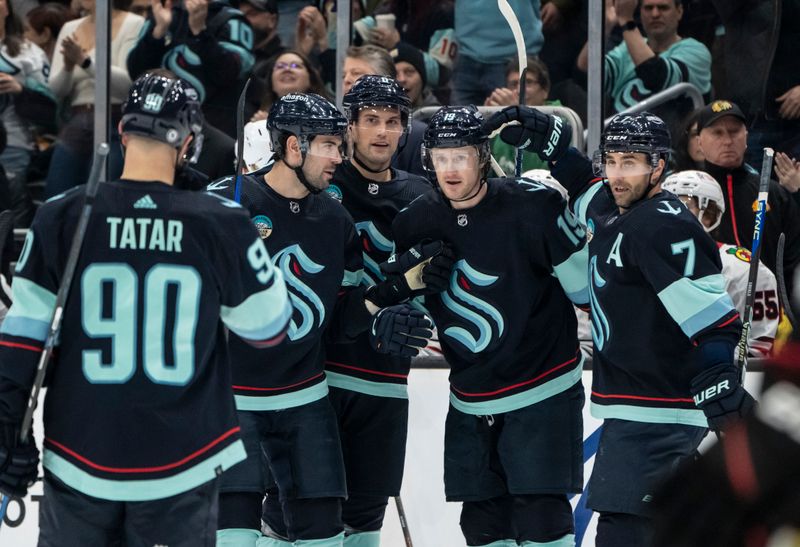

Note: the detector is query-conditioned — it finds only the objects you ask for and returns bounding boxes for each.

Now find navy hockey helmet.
[593,112,672,176]
[342,75,412,128]
[121,72,204,162]
[421,106,490,180]
[267,92,348,160]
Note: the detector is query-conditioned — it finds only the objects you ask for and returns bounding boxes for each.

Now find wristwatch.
[80,57,92,70]
[620,20,638,32]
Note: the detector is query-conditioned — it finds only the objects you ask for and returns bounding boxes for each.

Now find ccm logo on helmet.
[693,379,731,405]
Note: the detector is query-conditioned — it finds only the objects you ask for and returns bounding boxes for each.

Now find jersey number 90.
[81,263,201,386]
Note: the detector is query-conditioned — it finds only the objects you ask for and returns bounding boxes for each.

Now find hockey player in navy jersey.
[0,72,292,546]
[390,105,589,547]
[485,106,757,546]
[207,92,433,547]
[323,75,454,546]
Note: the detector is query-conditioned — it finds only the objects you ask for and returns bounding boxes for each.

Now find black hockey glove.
[366,240,456,308]
[482,105,571,162]
[369,304,433,357]
[0,423,38,497]
[691,364,756,433]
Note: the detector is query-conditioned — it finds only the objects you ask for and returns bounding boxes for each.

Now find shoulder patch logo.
[326,184,343,202]
[656,202,682,215]
[726,246,752,263]
[133,194,157,209]
[586,218,595,243]
[207,178,231,191]
[457,214,468,227]
[252,215,273,239]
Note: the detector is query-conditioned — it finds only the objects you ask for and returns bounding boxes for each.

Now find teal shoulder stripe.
[43,441,246,501]
[235,381,328,411]
[2,277,56,340]
[326,371,408,399]
[657,274,735,338]
[450,358,582,415]
[590,402,708,427]
[574,182,604,225]
[221,282,292,341]
[519,534,576,547]
[342,269,363,288]
[553,249,589,305]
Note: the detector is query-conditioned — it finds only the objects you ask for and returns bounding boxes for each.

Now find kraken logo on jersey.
[588,256,611,350]
[441,260,505,353]
[355,221,395,286]
[272,245,325,341]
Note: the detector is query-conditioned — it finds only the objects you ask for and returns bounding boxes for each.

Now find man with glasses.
[489,106,755,545]
[323,76,454,546]
[391,105,588,547]
[208,92,434,547]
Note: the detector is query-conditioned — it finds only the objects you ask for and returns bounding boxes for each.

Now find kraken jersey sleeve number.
[670,238,696,277]
[81,263,200,386]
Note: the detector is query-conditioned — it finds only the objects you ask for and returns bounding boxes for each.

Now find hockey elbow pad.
[369,304,433,357]
[691,364,756,433]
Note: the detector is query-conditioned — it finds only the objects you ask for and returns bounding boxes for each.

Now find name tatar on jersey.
[107,216,183,252]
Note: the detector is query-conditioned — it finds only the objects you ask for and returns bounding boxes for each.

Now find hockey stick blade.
[19,143,110,442]
[736,147,774,382]
[497,0,527,178]
[234,77,253,203]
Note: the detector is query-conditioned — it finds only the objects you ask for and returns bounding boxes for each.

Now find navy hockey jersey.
[554,150,740,427]
[392,178,590,414]
[207,173,364,411]
[0,180,291,501]
[323,161,432,399]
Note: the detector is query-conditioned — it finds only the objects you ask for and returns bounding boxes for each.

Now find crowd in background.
[1,0,799,235]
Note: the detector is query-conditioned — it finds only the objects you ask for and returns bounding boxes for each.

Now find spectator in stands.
[391,42,439,108]
[127,0,255,137]
[0,0,57,226]
[484,56,559,175]
[23,2,73,62]
[775,151,800,197]
[342,45,425,176]
[249,49,327,122]
[670,108,705,172]
[44,0,142,199]
[452,0,543,105]
[697,99,800,296]
[241,0,283,73]
[577,0,711,119]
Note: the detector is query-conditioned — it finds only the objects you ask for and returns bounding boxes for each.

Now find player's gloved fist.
[691,364,756,433]
[369,304,434,357]
[482,105,571,162]
[367,240,454,307]
[0,423,39,497]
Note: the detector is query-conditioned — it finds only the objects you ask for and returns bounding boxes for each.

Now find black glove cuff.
[365,276,411,308]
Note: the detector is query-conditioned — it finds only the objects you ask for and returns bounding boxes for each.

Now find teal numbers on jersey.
[556,209,586,247]
[248,238,274,284]
[228,19,254,49]
[81,263,201,386]
[671,238,696,277]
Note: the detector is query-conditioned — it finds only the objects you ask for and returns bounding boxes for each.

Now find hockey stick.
[776,232,797,329]
[233,76,253,203]
[1,144,109,530]
[19,143,110,441]
[736,147,774,382]
[394,495,414,547]
[497,0,527,178]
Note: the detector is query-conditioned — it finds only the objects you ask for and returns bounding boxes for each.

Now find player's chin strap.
[288,137,323,195]
[351,142,392,175]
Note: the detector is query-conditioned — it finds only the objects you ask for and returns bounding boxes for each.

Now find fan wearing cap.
[391,42,440,109]
[483,104,754,545]
[391,105,589,547]
[697,99,800,299]
[663,170,778,358]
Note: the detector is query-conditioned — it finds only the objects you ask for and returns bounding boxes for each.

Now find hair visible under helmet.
[266,92,348,194]
[120,71,205,164]
[662,169,725,232]
[342,74,411,174]
[422,106,490,202]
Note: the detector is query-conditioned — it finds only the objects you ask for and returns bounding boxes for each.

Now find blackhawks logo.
[752,200,771,213]
[726,246,751,263]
